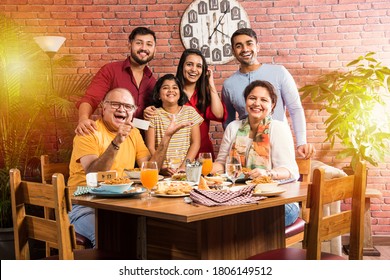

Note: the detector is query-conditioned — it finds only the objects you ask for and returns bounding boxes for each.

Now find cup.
[185,161,203,185]
[86,172,98,187]
[199,152,213,176]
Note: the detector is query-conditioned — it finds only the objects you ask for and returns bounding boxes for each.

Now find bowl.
[124,170,141,179]
[97,182,133,193]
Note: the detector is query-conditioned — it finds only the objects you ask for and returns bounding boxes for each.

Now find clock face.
[180,0,251,65]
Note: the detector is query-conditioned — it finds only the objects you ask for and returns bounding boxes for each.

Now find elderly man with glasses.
[67,88,191,247]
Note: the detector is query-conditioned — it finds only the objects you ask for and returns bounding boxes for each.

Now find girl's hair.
[151,74,188,107]
[243,80,277,113]
[176,49,209,113]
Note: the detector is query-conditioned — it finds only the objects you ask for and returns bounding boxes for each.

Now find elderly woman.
[212,80,300,226]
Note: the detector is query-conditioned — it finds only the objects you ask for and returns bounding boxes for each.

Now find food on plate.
[171,172,187,181]
[204,176,225,189]
[198,176,211,190]
[155,181,193,195]
[242,167,252,178]
[204,175,225,185]
[103,177,131,185]
[130,168,140,172]
[124,168,141,178]
[249,176,275,184]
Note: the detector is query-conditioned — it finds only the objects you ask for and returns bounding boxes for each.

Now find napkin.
[73,186,92,196]
[189,185,265,206]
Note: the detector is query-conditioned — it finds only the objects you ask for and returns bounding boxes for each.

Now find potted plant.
[0,14,92,259]
[299,52,390,171]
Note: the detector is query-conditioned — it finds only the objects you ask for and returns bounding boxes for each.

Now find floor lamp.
[34,36,66,161]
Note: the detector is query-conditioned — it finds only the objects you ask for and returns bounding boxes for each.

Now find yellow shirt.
[67,119,150,187]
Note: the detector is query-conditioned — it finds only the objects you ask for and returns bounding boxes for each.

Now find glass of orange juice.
[140,161,158,200]
[199,153,213,176]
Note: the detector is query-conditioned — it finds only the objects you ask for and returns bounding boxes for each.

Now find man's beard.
[131,50,154,65]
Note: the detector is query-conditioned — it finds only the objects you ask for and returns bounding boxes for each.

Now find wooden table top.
[71,182,307,223]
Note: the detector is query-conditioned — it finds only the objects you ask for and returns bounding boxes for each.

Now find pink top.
[185,89,227,159]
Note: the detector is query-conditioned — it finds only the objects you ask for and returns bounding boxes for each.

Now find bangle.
[111,140,120,150]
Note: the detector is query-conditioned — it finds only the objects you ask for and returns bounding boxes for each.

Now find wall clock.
[180,0,251,65]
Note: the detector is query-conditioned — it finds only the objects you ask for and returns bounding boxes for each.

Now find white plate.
[253,187,286,197]
[153,193,190,198]
[245,181,278,186]
[229,185,247,192]
[89,187,146,197]
[222,173,247,184]
[162,180,196,186]
[131,175,164,183]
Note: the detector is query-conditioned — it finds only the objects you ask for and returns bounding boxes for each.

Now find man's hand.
[143,106,157,121]
[75,119,98,136]
[297,144,316,159]
[164,114,192,137]
[113,122,134,146]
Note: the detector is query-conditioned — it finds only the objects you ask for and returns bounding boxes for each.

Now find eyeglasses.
[104,101,138,112]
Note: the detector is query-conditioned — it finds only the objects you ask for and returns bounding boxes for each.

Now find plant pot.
[0,227,15,260]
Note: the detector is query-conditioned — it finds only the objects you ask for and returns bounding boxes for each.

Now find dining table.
[71,181,307,260]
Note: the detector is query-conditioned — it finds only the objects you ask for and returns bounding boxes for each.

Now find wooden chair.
[249,160,366,260]
[285,158,311,247]
[10,168,123,260]
[40,155,69,184]
[40,155,92,256]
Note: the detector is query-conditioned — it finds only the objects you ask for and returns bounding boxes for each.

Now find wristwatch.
[111,140,120,150]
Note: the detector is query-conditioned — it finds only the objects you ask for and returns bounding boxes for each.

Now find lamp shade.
[34,36,66,53]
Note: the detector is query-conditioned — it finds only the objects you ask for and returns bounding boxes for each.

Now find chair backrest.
[304,160,366,260]
[10,168,77,260]
[296,158,311,183]
[40,155,69,184]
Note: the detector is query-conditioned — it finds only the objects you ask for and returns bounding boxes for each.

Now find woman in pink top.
[175,49,227,160]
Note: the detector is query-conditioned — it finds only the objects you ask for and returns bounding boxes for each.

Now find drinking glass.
[199,152,213,176]
[167,150,182,172]
[225,155,243,186]
[140,161,159,200]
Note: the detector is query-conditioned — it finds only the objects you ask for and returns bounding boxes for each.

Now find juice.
[140,169,158,190]
[201,158,213,176]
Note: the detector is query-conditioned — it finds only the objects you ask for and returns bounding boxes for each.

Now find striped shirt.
[150,106,203,166]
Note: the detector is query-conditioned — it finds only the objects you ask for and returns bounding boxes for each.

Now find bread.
[204,176,224,185]
[198,176,210,190]
[242,167,251,173]
[171,172,187,181]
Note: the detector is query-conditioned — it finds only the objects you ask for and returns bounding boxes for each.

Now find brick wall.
[1,0,389,235]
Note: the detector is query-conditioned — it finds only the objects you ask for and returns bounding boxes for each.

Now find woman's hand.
[248,168,268,179]
[296,144,316,159]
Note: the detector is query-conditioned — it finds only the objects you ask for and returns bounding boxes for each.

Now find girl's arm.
[207,68,224,119]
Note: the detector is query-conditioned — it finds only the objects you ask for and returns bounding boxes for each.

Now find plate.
[162,180,196,186]
[89,187,146,197]
[222,173,247,184]
[98,182,134,193]
[253,187,286,197]
[153,193,190,198]
[131,175,164,183]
